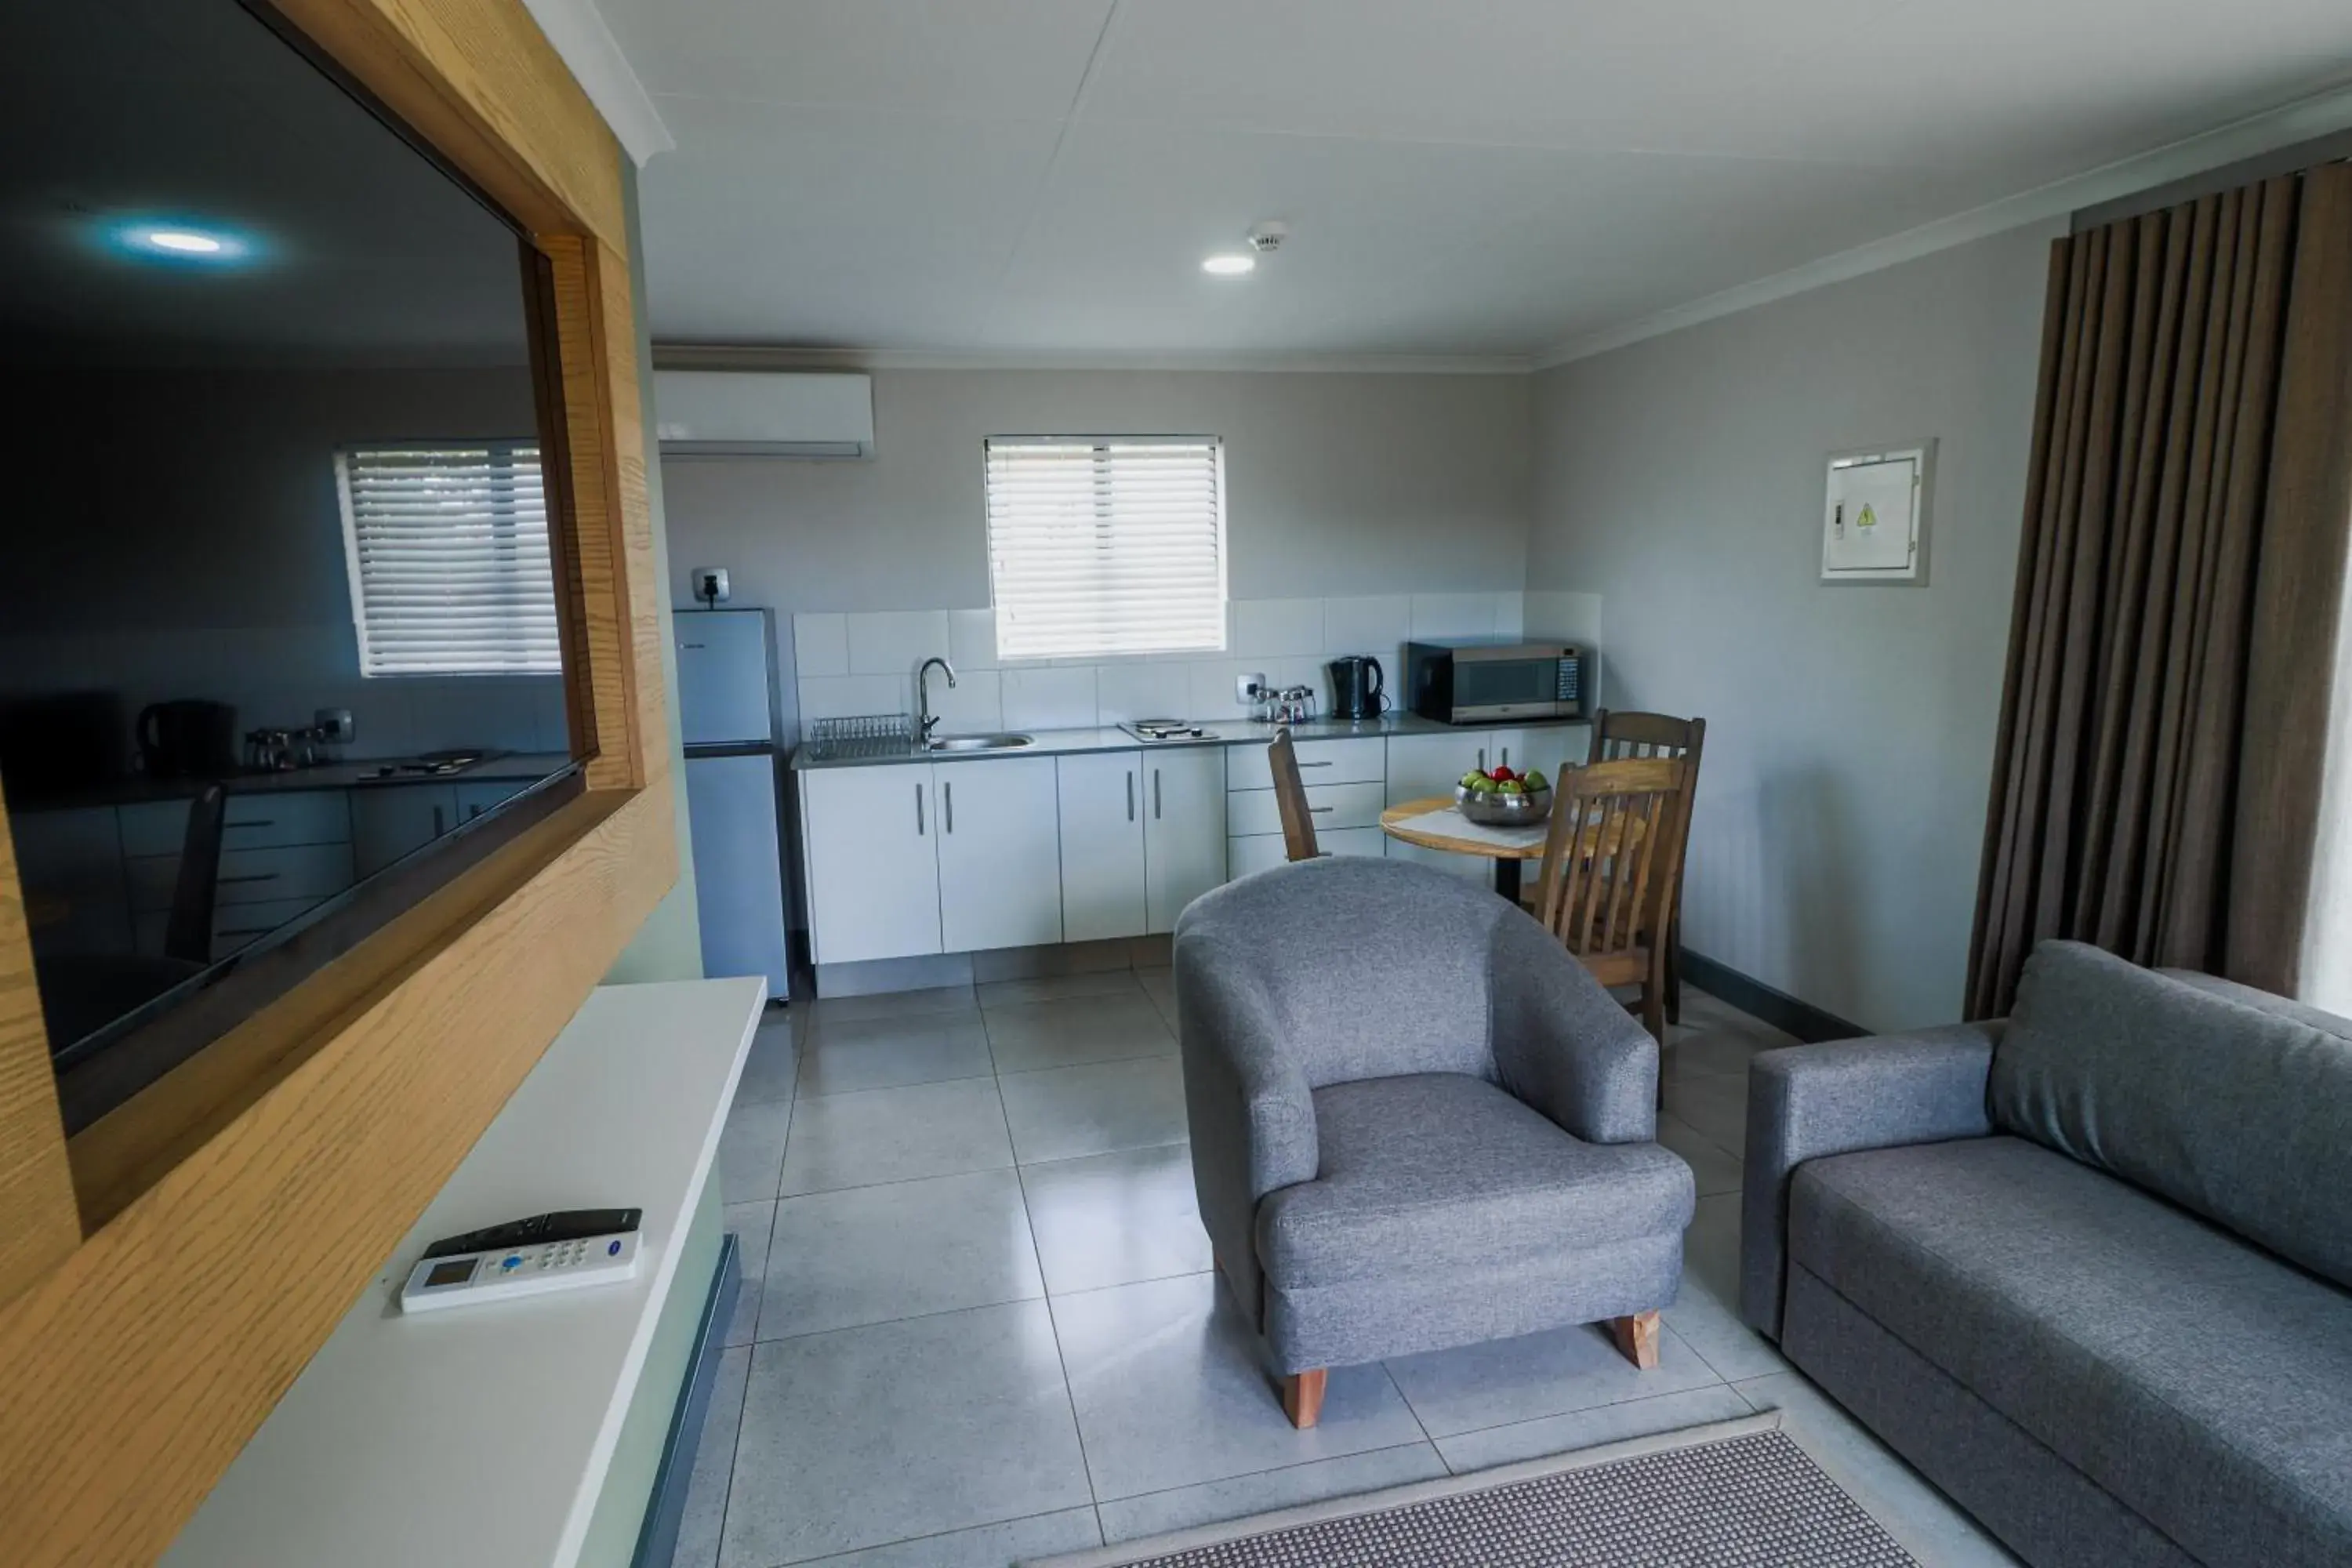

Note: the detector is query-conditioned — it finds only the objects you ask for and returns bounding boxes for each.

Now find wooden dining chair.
[1586,711,1706,1022]
[1530,756,1693,1047]
[1268,729,1321,862]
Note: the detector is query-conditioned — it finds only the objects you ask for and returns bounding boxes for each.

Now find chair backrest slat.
[1534,757,1690,964]
[1268,729,1320,862]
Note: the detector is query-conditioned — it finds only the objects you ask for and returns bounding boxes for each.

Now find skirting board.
[1679,950,1865,1044]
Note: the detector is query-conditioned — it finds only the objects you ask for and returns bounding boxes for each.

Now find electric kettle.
[1327,655,1387,722]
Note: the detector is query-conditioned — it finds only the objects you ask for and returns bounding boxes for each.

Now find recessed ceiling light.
[1202,253,1256,277]
[146,230,224,253]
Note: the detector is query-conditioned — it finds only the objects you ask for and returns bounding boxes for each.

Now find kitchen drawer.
[127,842,355,910]
[135,895,336,960]
[120,790,351,857]
[223,790,351,848]
[1227,826,1385,880]
[212,895,332,955]
[1225,735,1385,790]
[1225,780,1385,838]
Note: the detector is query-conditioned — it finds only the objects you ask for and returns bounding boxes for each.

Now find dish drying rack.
[802,713,916,761]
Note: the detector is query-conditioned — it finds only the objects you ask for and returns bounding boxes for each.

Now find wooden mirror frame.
[0,2,677,1559]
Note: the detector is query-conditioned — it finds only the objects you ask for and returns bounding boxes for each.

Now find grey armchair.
[1174,855,1696,1427]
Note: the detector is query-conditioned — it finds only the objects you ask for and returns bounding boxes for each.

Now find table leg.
[1494,858,1523,904]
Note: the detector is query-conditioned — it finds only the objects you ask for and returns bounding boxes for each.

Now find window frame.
[334,438,563,678]
[982,434,1231,662]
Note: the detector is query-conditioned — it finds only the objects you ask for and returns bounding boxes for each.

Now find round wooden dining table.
[1379,796,1551,902]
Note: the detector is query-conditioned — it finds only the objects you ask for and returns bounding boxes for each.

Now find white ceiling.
[602,0,2352,364]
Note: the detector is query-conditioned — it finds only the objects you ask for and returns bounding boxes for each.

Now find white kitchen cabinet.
[1144,746,1226,932]
[1228,825,1385,880]
[1226,780,1385,839]
[454,778,529,821]
[350,785,458,880]
[935,756,1063,953]
[1058,750,1146,942]
[801,763,942,965]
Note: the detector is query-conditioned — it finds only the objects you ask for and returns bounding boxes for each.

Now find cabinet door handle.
[944,779,954,833]
[1476,749,1486,771]
[1126,771,1134,822]
[218,871,280,886]
[1309,806,1333,815]
[916,782,925,836]
[1298,760,1333,768]
[433,806,446,836]
[1153,769,1162,819]
[1501,746,1512,768]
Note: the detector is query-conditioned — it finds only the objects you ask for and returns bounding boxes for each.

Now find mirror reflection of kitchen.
[0,0,575,1071]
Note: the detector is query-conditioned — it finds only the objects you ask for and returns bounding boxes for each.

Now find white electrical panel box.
[1822,441,1933,585]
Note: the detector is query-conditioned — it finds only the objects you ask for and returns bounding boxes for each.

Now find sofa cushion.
[1257,1073,1693,1289]
[1993,940,2352,1289]
[1791,1136,2352,1568]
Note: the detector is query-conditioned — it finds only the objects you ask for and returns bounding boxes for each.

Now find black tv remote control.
[422,1207,643,1259]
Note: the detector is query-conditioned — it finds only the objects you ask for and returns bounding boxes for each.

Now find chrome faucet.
[917,655,957,746]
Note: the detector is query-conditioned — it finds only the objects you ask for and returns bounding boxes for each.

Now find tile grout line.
[993,1024,1111,1525]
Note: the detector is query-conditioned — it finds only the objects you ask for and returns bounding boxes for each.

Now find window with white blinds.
[983,437,1228,660]
[335,444,561,677]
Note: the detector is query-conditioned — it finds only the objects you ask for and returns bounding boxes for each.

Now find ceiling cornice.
[1534,78,2352,368]
[522,0,673,165]
[648,344,1536,376]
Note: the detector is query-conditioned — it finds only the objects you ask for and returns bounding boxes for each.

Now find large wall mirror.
[0,0,590,1129]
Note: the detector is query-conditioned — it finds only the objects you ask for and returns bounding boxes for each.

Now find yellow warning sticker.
[1857,503,1878,531]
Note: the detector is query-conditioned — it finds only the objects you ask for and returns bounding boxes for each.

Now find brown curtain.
[1967,165,2352,1018]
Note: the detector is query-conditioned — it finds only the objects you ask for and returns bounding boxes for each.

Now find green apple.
[1458,770,1486,789]
[1497,779,1526,796]
[1523,769,1548,790]
[1468,776,1499,794]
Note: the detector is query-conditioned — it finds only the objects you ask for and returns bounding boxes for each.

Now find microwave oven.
[1404,641,1587,725]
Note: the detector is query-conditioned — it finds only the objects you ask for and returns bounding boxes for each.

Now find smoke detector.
[1247,220,1290,255]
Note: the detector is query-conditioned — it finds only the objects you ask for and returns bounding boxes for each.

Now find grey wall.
[1527,220,2063,1032]
[607,158,705,985]
[659,367,1532,734]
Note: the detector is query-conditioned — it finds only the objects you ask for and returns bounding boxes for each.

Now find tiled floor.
[681,971,2019,1568]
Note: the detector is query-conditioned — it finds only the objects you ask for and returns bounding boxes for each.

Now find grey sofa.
[1742,939,2352,1568]
[1174,856,1695,1427]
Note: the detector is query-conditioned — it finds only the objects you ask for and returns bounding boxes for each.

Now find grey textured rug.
[1031,1414,1921,1568]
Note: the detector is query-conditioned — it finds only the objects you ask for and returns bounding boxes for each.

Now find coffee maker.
[1327,655,1387,722]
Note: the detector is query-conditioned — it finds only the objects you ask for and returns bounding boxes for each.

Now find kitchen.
[657,363,1605,999]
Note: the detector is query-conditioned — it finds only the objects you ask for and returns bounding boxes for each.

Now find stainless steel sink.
[927,732,1035,752]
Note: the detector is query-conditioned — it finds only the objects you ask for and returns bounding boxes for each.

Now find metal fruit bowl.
[1455,782,1554,827]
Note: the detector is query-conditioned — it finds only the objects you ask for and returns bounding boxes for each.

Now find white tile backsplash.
[800,673,910,722]
[846,610,951,677]
[1000,665,1098,730]
[1410,593,1502,641]
[927,668,1003,733]
[1320,595,1411,657]
[789,589,1598,739]
[792,613,849,678]
[1231,598,1324,659]
[1094,661,1190,725]
[948,608,999,671]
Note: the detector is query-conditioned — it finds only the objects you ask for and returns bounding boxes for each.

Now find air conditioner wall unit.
[653,370,876,459]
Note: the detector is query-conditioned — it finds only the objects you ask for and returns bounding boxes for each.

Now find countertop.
[789,713,1591,771]
[164,977,765,1568]
[13,751,575,811]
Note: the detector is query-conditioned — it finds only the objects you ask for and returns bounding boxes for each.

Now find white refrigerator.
[676,608,789,1000]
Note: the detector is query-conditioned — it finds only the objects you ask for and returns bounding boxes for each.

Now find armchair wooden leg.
[1281,1368,1327,1429]
[1610,1311,1661,1370]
